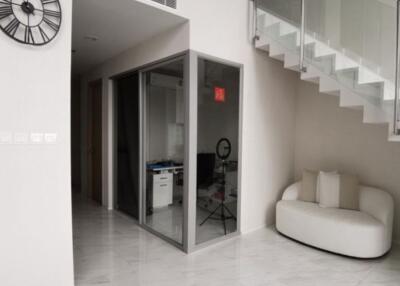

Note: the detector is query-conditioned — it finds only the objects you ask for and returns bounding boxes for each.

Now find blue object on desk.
[147,163,165,170]
[147,161,183,170]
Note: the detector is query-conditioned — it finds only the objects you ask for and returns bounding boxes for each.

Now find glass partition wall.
[114,52,242,252]
[142,58,185,245]
[196,58,241,245]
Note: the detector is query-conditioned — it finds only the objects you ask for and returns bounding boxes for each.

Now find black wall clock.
[0,0,62,46]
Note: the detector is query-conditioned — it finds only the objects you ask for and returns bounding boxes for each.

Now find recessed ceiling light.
[84,35,99,42]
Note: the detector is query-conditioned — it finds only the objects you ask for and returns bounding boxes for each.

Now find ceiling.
[71,0,187,74]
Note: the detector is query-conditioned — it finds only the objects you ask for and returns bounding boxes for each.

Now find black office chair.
[197,153,216,189]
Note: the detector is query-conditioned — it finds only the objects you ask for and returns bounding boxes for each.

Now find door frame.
[112,53,190,252]
[139,55,187,250]
[87,79,103,205]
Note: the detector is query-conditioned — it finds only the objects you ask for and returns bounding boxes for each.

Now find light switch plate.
[44,133,57,144]
[14,133,29,144]
[30,133,44,144]
[0,132,12,144]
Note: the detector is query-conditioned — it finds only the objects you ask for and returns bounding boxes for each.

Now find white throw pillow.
[318,171,340,208]
[316,170,337,203]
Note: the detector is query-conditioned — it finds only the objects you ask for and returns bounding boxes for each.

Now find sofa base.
[276,229,391,260]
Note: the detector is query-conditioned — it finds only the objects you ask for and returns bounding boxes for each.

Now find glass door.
[115,73,140,219]
[142,58,185,245]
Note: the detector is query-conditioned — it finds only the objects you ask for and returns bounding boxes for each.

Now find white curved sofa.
[276,182,394,258]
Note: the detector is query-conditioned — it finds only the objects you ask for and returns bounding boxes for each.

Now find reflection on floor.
[145,200,236,245]
[73,197,400,286]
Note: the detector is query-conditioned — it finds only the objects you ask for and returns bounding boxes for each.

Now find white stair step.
[319,76,340,96]
[262,23,280,40]
[388,135,400,142]
[357,67,383,85]
[257,13,267,31]
[262,12,280,27]
[363,103,390,124]
[284,52,300,71]
[339,90,364,108]
[300,65,320,83]
[269,43,285,61]
[334,53,359,71]
[383,83,395,101]
[313,42,336,58]
[278,22,298,37]
[255,36,271,50]
[279,32,298,51]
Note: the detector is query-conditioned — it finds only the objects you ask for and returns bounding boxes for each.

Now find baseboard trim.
[241,223,271,234]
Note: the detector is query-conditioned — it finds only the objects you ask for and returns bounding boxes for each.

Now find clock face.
[0,0,62,46]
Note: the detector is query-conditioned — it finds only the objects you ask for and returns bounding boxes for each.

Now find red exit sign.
[214,87,226,103]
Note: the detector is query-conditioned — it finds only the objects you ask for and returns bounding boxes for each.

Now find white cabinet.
[152,173,173,208]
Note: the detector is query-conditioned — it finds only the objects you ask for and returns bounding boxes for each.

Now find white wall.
[80,23,189,209]
[0,1,74,286]
[294,80,400,242]
[180,0,298,233]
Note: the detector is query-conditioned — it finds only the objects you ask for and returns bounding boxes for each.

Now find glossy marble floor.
[145,200,236,245]
[73,198,400,286]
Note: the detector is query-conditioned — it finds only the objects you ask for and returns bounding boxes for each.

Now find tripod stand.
[199,159,237,235]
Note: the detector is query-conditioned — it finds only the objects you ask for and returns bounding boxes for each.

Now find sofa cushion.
[318,171,340,208]
[276,200,386,258]
[318,172,359,210]
[299,170,318,202]
[316,170,337,202]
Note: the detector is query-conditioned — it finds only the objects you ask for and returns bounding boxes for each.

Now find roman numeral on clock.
[0,4,12,20]
[43,16,59,31]
[24,26,35,44]
[4,17,19,37]
[43,9,61,18]
[0,0,11,6]
[39,26,50,42]
[42,0,57,5]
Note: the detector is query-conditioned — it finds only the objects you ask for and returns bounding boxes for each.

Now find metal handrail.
[299,0,306,72]
[253,0,260,42]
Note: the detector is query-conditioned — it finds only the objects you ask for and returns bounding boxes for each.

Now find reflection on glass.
[116,73,140,219]
[144,59,185,244]
[196,59,240,244]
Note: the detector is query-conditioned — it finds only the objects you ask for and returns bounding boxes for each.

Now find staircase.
[254,0,400,142]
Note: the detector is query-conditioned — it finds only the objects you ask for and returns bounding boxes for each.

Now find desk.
[147,164,183,209]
